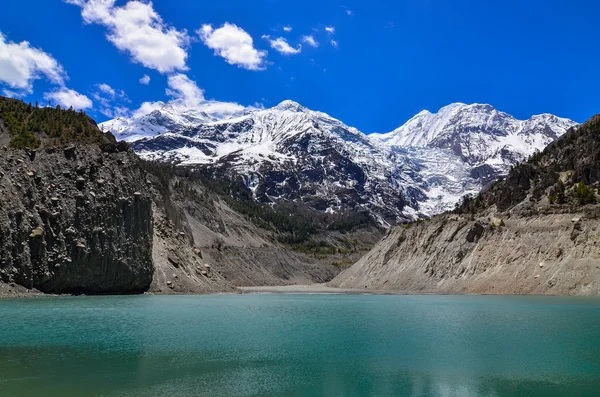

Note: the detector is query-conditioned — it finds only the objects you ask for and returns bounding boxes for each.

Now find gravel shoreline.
[237,284,414,295]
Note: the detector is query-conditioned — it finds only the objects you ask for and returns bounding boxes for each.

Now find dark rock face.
[0,145,153,294]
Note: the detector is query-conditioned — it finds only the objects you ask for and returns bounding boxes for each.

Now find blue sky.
[0,0,598,133]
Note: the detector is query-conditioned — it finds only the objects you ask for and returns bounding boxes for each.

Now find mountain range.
[332,114,600,295]
[100,100,577,225]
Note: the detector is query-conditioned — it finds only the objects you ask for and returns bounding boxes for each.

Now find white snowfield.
[100,100,577,223]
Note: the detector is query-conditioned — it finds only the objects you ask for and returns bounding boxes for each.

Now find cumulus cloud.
[331,39,339,48]
[165,73,204,105]
[0,31,96,114]
[198,100,246,115]
[325,26,336,34]
[139,74,151,85]
[0,32,66,94]
[44,88,93,110]
[301,35,319,48]
[65,0,189,73]
[127,73,245,120]
[283,26,292,32]
[198,23,267,70]
[262,35,301,55]
[132,100,164,118]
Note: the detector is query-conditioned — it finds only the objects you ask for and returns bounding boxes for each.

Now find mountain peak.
[414,109,432,118]
[274,100,306,112]
[102,96,577,223]
[370,102,577,165]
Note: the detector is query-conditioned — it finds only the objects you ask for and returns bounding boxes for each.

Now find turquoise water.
[0,294,599,397]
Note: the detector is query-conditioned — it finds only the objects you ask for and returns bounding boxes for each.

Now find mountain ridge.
[331,114,600,296]
[100,100,577,223]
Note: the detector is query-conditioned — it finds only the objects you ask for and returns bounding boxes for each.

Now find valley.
[1,94,597,297]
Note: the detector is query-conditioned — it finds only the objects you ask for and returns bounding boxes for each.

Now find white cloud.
[325,26,336,34]
[2,89,21,98]
[139,74,151,85]
[92,83,129,117]
[97,104,129,118]
[163,73,244,114]
[112,106,131,117]
[94,83,127,100]
[283,26,292,32]
[98,83,115,96]
[199,23,267,71]
[262,35,301,55]
[199,100,245,115]
[301,35,319,48]
[128,73,245,120]
[331,39,339,48]
[165,73,204,105]
[44,88,93,110]
[65,0,189,73]
[0,32,66,94]
[132,100,164,118]
[345,9,353,16]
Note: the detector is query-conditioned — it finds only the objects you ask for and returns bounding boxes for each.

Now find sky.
[0,0,598,133]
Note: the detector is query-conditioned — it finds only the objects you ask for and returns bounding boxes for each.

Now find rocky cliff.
[332,115,600,295]
[0,97,352,296]
[0,143,154,294]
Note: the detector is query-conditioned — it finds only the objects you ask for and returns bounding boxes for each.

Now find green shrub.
[574,181,597,205]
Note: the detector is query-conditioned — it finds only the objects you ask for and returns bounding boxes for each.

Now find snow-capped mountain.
[372,103,576,181]
[100,101,577,224]
[126,100,428,225]
[100,99,250,141]
[370,103,577,213]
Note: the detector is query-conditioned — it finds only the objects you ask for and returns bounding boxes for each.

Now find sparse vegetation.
[330,258,354,267]
[295,240,337,256]
[454,115,600,214]
[0,97,103,149]
[574,181,597,205]
[140,161,379,246]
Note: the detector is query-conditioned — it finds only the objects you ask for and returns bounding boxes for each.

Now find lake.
[0,294,599,397]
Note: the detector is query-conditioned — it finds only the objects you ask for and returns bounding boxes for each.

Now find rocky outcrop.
[148,206,235,294]
[0,96,360,296]
[145,171,341,294]
[331,212,600,295]
[0,144,153,294]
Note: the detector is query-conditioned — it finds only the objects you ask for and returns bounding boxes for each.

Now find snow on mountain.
[370,103,577,213]
[129,100,428,225]
[99,99,249,141]
[100,100,577,224]
[371,103,575,165]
